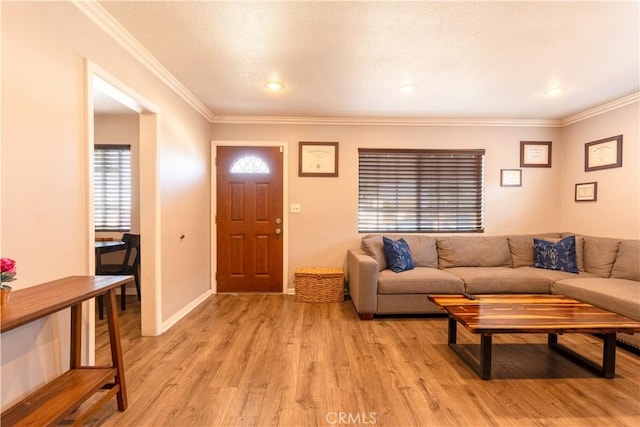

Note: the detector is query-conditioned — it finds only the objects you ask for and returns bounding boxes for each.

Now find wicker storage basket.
[295,267,344,303]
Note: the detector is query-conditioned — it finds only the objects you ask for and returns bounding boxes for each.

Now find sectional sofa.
[346,233,640,349]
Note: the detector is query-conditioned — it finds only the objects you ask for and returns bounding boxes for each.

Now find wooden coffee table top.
[428,294,640,335]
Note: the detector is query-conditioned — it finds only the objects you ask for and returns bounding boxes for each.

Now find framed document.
[520,141,552,168]
[585,135,622,172]
[575,182,597,202]
[299,142,339,177]
[500,169,522,187]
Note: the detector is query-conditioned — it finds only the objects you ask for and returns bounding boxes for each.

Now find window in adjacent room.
[358,148,485,233]
[94,144,131,231]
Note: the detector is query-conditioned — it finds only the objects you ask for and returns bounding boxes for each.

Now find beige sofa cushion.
[611,240,640,281]
[362,234,438,271]
[378,267,464,294]
[444,267,550,294]
[517,266,597,282]
[552,278,640,321]
[362,235,388,271]
[437,236,511,268]
[583,236,621,278]
[507,233,562,268]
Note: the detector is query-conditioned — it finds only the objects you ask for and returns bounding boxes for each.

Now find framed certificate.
[520,141,552,168]
[585,135,622,172]
[500,169,522,187]
[299,142,339,177]
[575,182,597,202]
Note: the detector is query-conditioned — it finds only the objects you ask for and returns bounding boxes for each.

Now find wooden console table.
[1,275,132,425]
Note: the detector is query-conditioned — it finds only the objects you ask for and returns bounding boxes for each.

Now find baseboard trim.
[161,289,212,333]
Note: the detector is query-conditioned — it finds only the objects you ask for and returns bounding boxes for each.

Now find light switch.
[291,203,302,213]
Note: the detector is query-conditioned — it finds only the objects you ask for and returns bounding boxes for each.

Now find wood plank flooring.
[80,294,640,426]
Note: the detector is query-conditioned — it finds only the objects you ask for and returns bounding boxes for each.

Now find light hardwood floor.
[82,294,640,426]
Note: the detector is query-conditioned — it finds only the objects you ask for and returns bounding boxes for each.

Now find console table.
[1,275,132,425]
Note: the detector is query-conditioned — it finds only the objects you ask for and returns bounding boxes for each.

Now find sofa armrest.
[347,248,379,319]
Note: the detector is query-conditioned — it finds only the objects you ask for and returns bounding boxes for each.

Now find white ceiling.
[98,1,639,121]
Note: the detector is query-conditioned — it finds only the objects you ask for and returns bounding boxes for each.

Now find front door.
[216,146,283,292]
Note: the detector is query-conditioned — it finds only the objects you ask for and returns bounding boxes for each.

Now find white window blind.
[358,149,485,233]
[94,144,131,231]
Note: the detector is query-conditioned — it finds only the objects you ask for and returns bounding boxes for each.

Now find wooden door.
[216,146,283,292]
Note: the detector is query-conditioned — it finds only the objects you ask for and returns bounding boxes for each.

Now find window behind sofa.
[94,144,131,231]
[358,148,485,233]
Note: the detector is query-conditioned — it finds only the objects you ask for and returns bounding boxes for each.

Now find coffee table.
[428,294,640,380]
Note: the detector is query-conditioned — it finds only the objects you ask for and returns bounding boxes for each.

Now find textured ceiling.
[99,1,639,121]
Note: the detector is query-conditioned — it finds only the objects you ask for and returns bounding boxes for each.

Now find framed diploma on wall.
[500,169,522,187]
[575,182,597,202]
[299,142,339,177]
[520,141,552,168]
[585,135,622,172]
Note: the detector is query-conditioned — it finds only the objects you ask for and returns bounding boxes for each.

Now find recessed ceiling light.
[400,84,417,94]
[544,86,567,96]
[265,81,284,91]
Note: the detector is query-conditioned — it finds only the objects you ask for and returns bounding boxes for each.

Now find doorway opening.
[85,60,162,365]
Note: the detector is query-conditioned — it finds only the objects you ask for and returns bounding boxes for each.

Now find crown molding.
[561,92,640,127]
[72,0,216,122]
[211,115,563,127]
[212,91,639,127]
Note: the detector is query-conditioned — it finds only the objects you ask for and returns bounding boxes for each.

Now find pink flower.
[1,258,17,282]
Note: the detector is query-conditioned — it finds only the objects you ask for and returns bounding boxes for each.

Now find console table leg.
[105,289,128,411]
[602,333,616,379]
[448,316,457,344]
[548,333,558,345]
[70,304,82,369]
[480,334,492,380]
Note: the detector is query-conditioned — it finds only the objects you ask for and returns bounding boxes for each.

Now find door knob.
[275,228,282,235]
[275,218,282,224]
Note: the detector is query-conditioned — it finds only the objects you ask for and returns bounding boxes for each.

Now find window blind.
[358,149,485,233]
[94,144,131,231]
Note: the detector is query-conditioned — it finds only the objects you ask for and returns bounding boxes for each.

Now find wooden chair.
[97,233,140,318]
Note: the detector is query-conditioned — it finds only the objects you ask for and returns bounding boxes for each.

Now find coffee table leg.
[448,316,457,344]
[602,333,616,379]
[446,320,493,380]
[548,332,617,379]
[480,334,492,380]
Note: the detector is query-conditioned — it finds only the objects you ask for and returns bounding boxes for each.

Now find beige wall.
[213,104,639,286]
[559,102,639,239]
[1,2,211,408]
[212,124,562,286]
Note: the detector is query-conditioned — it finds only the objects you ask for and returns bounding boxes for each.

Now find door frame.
[85,60,163,354]
[211,141,289,294]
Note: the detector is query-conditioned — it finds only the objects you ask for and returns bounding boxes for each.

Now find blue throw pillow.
[533,235,579,273]
[382,237,415,273]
